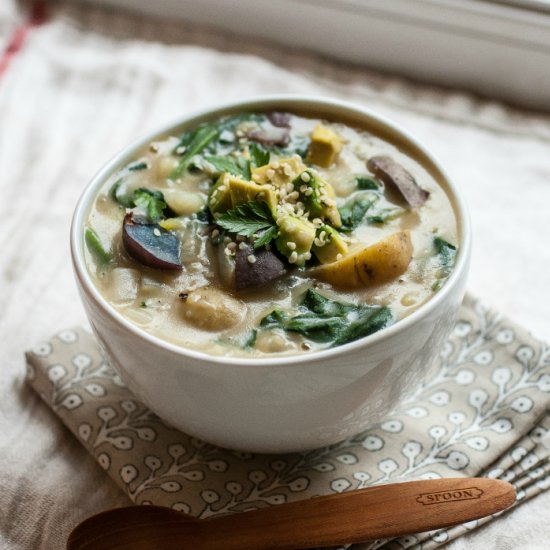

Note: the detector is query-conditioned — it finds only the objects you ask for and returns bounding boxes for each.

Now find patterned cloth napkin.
[25,295,550,550]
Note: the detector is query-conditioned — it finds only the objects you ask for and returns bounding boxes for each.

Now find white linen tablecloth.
[0,1,549,548]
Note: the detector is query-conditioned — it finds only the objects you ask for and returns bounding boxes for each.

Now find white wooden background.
[0,1,549,548]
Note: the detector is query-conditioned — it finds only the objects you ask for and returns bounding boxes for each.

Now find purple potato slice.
[367,155,429,209]
[235,244,288,291]
[122,213,182,270]
[267,111,291,128]
[246,125,290,147]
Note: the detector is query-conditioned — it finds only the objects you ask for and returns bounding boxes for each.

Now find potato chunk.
[180,287,246,331]
[313,231,413,288]
[163,189,205,217]
[108,268,141,304]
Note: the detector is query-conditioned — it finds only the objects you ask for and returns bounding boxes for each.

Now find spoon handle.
[67,477,515,550]
[197,477,515,550]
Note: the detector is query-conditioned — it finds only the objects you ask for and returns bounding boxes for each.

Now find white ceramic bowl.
[71,96,471,453]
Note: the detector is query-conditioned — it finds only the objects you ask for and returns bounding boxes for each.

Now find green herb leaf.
[301,289,351,316]
[433,237,457,290]
[286,314,345,343]
[133,188,168,221]
[338,198,376,231]
[366,207,404,225]
[219,113,265,133]
[253,225,279,249]
[217,328,258,350]
[216,201,276,238]
[260,289,394,347]
[204,155,244,177]
[237,156,252,180]
[128,161,148,172]
[333,306,394,345]
[250,143,270,167]
[260,309,288,328]
[110,179,134,208]
[356,176,379,190]
[278,134,311,159]
[84,227,112,264]
[171,124,219,178]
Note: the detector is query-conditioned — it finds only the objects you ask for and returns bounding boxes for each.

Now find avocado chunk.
[229,177,278,214]
[306,123,342,168]
[208,173,233,214]
[294,170,342,228]
[312,225,349,264]
[275,214,316,267]
[251,156,307,187]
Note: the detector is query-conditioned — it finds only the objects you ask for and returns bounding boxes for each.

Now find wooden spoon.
[67,477,515,550]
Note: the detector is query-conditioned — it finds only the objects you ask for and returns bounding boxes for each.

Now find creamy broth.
[84,112,458,356]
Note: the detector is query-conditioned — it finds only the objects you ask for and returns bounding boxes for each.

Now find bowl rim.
[71,94,471,368]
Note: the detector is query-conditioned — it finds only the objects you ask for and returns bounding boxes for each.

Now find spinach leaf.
[301,289,352,316]
[219,113,265,133]
[127,161,148,172]
[260,289,394,347]
[217,328,258,350]
[110,179,134,208]
[85,227,112,264]
[431,236,458,290]
[279,134,311,159]
[333,307,394,345]
[171,124,219,178]
[338,198,376,231]
[366,207,403,225]
[434,236,457,269]
[356,176,379,190]
[286,314,346,343]
[260,309,288,328]
[216,201,277,239]
[133,188,168,221]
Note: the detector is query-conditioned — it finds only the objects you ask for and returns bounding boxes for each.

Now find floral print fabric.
[25,295,550,549]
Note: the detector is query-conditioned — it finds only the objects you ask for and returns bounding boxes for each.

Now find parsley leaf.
[237,156,252,180]
[250,143,270,167]
[260,289,394,347]
[216,201,277,239]
[253,225,279,249]
[133,188,168,221]
[204,155,245,177]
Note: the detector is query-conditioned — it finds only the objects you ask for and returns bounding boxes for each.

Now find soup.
[84,111,458,357]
